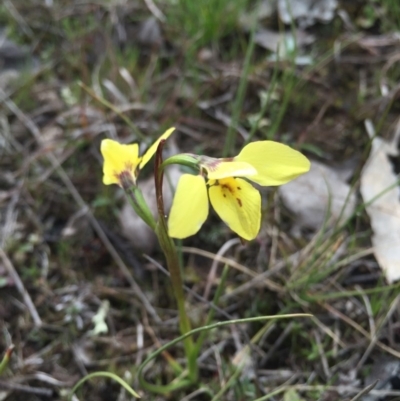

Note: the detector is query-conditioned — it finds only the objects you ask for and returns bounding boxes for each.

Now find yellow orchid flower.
[168,141,310,241]
[101,128,175,187]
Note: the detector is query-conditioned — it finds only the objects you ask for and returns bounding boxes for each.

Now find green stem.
[0,345,14,376]
[162,153,199,170]
[124,185,156,230]
[153,140,198,383]
[211,362,243,401]
[69,371,140,400]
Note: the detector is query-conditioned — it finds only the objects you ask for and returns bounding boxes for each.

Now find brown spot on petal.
[221,183,234,194]
[236,198,242,207]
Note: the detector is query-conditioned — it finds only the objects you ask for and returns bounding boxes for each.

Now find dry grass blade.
[0,247,42,327]
[182,247,283,293]
[203,237,241,300]
[143,0,166,21]
[355,294,400,372]
[0,380,53,397]
[349,380,379,401]
[321,301,400,359]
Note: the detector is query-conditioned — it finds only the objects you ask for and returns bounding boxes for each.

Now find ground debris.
[360,124,400,283]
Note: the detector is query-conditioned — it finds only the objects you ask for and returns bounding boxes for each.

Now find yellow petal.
[209,177,261,240]
[235,141,310,186]
[101,139,139,186]
[168,174,209,239]
[139,127,175,169]
[204,160,257,180]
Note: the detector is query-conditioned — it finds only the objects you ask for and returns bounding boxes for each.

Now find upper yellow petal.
[203,160,257,180]
[139,127,175,169]
[168,174,209,239]
[209,177,261,240]
[235,141,310,186]
[101,139,140,186]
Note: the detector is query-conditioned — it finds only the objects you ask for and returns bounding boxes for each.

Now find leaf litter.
[360,121,400,284]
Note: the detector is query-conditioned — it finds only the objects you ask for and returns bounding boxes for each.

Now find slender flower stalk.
[153,140,198,383]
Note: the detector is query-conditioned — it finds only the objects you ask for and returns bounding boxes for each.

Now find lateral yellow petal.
[168,174,209,239]
[101,139,139,186]
[204,160,257,180]
[140,127,175,169]
[235,141,310,186]
[209,177,261,240]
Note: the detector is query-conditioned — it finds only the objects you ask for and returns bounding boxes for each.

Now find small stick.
[0,247,42,327]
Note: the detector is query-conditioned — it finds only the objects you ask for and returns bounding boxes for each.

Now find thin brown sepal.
[154,139,167,219]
